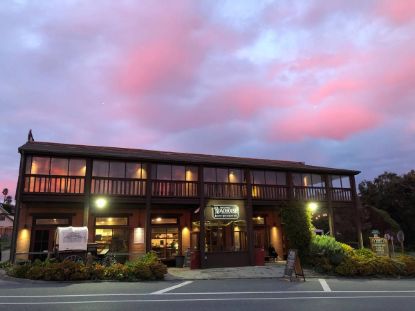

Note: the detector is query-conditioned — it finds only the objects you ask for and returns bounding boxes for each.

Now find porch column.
[198,166,206,268]
[245,168,255,265]
[323,174,335,237]
[350,175,363,248]
[145,163,153,253]
[83,158,92,228]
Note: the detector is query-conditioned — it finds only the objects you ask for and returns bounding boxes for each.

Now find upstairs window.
[329,175,351,188]
[203,167,243,183]
[292,173,325,187]
[153,164,198,181]
[252,170,286,185]
[26,156,86,176]
[92,161,146,179]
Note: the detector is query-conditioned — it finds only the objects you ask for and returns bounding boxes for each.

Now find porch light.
[95,197,107,209]
[307,202,318,213]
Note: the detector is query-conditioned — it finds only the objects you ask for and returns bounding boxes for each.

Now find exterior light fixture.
[308,202,318,213]
[95,197,107,209]
[156,217,162,222]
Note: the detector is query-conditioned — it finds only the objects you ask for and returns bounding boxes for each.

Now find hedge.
[5,252,168,281]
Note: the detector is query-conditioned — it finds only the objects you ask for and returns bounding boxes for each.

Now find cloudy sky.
[1,0,414,196]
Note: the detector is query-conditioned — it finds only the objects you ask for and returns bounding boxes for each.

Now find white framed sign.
[212,205,239,220]
[133,227,145,244]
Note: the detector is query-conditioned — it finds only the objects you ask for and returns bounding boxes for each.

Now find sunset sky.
[1,0,414,197]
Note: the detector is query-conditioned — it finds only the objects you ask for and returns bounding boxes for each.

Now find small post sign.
[283,249,305,281]
[369,237,389,257]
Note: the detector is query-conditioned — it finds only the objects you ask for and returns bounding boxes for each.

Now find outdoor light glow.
[95,198,107,209]
[308,202,318,213]
[156,217,162,222]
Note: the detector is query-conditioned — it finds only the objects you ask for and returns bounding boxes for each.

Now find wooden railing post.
[323,174,335,237]
[350,175,363,248]
[145,163,153,253]
[83,158,92,227]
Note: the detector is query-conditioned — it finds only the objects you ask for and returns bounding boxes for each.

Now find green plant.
[281,202,313,260]
[150,262,168,280]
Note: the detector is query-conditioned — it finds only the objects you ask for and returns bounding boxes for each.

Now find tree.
[359,170,415,247]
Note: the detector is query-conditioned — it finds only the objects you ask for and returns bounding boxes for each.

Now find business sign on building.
[212,205,239,220]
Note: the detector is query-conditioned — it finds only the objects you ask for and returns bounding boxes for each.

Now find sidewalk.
[166,262,322,280]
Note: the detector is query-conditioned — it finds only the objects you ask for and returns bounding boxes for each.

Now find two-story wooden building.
[11,139,363,267]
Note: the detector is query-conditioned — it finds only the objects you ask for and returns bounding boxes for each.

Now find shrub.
[281,202,313,259]
[9,263,31,278]
[150,262,168,280]
[104,263,130,281]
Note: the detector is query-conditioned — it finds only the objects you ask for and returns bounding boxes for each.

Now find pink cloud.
[270,103,382,141]
[376,0,415,25]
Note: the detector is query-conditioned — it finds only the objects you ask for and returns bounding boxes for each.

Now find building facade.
[11,140,363,267]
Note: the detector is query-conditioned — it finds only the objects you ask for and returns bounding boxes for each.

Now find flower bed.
[5,252,167,281]
[308,235,415,277]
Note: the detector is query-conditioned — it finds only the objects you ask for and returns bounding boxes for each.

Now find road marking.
[4,290,415,298]
[151,281,193,295]
[1,295,415,305]
[319,279,331,292]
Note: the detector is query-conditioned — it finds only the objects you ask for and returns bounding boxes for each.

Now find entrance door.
[253,226,268,249]
[151,227,179,259]
[32,229,51,261]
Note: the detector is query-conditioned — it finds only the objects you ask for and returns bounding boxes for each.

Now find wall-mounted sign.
[212,205,239,220]
[133,227,145,244]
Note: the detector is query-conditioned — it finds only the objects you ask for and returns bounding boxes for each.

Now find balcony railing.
[23,174,85,194]
[330,188,352,201]
[152,180,198,197]
[91,177,146,196]
[204,182,247,199]
[23,175,353,202]
[252,184,288,200]
[293,186,327,201]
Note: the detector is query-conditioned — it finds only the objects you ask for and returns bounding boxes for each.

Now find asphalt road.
[1,276,415,311]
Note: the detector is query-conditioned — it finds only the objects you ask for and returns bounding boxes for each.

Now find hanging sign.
[283,249,305,281]
[212,205,239,220]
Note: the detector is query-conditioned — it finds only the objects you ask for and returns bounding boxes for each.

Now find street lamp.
[95,197,107,209]
[307,202,318,213]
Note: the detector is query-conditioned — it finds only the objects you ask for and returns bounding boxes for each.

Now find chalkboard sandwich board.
[282,249,305,281]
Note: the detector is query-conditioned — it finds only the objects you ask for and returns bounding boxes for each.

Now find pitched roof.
[19,141,360,175]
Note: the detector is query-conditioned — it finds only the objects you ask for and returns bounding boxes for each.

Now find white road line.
[3,290,415,298]
[2,295,415,305]
[151,281,193,295]
[319,279,331,292]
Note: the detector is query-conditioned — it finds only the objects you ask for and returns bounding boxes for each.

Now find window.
[253,170,286,185]
[95,217,128,226]
[50,158,68,175]
[69,159,86,176]
[205,220,247,252]
[329,175,351,188]
[109,162,125,178]
[30,157,50,175]
[203,167,244,183]
[35,218,70,225]
[92,161,109,177]
[125,163,146,179]
[154,164,198,181]
[292,173,325,187]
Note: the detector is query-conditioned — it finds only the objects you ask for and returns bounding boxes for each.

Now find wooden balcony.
[23,174,85,194]
[293,186,327,201]
[152,180,198,197]
[91,177,146,196]
[22,175,353,202]
[204,182,247,199]
[330,188,352,201]
[252,184,288,200]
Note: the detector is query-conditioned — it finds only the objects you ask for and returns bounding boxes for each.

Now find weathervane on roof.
[27,129,34,142]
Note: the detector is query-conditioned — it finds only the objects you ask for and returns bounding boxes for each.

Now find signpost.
[283,249,305,281]
[397,231,405,254]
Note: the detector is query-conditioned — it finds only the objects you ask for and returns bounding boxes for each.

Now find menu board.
[283,249,305,281]
[183,248,191,268]
[369,237,389,256]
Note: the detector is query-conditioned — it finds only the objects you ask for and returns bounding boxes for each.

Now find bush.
[281,202,313,259]
[150,262,168,280]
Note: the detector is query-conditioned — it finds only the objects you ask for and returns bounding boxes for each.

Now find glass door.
[151,227,179,259]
